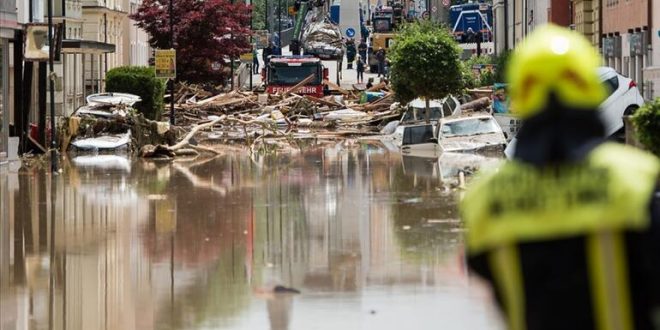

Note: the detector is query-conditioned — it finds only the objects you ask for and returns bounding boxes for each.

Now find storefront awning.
[61,39,115,54]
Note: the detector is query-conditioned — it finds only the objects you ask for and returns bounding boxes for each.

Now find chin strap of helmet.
[513,93,606,167]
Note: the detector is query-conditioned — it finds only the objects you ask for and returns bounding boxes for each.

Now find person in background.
[358,39,368,64]
[346,38,357,69]
[375,47,386,77]
[356,55,365,84]
[252,47,260,74]
[263,42,273,67]
[462,24,660,330]
[383,59,390,78]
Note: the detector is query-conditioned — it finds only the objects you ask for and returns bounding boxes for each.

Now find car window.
[440,118,500,138]
[402,125,435,145]
[442,98,457,117]
[407,107,443,121]
[602,76,619,97]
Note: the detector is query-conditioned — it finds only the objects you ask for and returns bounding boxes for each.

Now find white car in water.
[436,114,507,153]
[505,67,644,157]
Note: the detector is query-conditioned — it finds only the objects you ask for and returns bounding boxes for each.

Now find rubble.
[301,16,345,60]
[61,80,402,159]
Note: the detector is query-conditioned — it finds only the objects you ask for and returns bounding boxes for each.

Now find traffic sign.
[155,49,176,79]
[431,6,437,13]
[240,53,254,63]
[346,27,356,38]
[442,0,450,7]
[421,11,430,20]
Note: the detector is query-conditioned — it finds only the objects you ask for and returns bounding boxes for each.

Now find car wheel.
[615,106,640,143]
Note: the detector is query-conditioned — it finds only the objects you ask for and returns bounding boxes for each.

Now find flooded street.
[0,140,503,330]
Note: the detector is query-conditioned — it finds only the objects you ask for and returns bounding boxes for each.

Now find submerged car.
[393,122,440,155]
[436,114,507,153]
[379,95,461,153]
[401,95,461,123]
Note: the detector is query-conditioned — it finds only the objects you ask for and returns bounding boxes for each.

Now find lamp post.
[169,0,175,125]
[250,1,253,90]
[231,0,235,90]
[47,0,57,172]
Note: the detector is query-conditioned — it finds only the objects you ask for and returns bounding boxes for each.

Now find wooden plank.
[283,74,317,97]
[323,79,350,95]
[304,95,343,107]
[196,93,229,105]
[366,82,386,92]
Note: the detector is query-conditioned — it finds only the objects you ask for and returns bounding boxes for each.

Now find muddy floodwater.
[0,140,503,330]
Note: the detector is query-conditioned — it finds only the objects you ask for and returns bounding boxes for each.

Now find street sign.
[431,6,437,13]
[421,11,430,20]
[442,0,450,7]
[155,49,176,78]
[240,53,253,63]
[346,28,356,38]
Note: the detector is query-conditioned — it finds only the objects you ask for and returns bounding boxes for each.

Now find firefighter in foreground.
[462,24,660,330]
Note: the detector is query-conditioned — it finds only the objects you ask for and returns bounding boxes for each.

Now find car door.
[598,73,625,136]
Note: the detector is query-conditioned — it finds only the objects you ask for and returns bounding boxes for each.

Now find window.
[602,75,619,97]
[442,97,457,117]
[402,125,435,145]
[440,118,501,138]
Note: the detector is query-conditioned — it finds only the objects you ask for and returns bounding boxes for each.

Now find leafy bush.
[105,66,165,120]
[631,98,660,156]
[493,50,511,83]
[461,55,496,88]
[479,70,495,87]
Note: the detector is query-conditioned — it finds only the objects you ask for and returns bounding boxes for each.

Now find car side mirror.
[428,137,438,143]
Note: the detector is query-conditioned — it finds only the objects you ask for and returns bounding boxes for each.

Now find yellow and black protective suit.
[462,24,660,330]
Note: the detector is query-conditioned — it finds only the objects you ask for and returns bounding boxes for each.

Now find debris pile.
[63,81,402,158]
[168,80,399,128]
[301,16,345,60]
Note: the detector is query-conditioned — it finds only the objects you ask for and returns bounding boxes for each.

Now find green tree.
[105,66,165,120]
[251,0,266,30]
[389,21,464,122]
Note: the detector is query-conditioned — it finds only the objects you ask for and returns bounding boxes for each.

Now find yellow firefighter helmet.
[507,24,607,118]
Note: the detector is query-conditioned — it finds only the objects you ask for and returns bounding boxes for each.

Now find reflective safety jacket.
[462,143,660,330]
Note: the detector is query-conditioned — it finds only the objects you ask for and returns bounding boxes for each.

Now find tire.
[614,106,640,143]
[624,105,638,116]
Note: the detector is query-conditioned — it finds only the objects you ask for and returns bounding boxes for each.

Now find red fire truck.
[263,56,329,98]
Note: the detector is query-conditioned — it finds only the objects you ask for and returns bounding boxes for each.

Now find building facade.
[573,0,600,46]
[126,0,150,67]
[643,1,659,98]
[0,0,17,162]
[5,0,149,156]
[82,0,128,95]
[601,0,652,98]
[494,0,570,55]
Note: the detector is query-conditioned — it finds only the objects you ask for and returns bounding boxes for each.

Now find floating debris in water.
[427,219,461,224]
